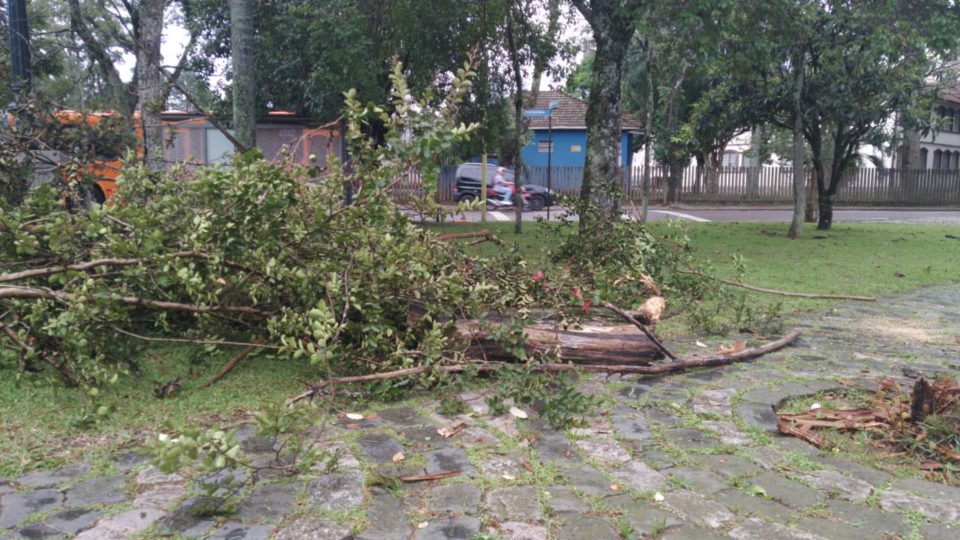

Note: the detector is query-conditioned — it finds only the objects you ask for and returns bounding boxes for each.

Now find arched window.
[933,150,942,169]
[920,148,929,169]
[953,152,959,170]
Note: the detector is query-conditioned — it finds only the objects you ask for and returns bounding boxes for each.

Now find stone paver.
[7,285,960,540]
[15,464,91,490]
[413,516,480,540]
[484,486,541,521]
[428,483,481,514]
[307,472,364,511]
[358,492,409,540]
[425,448,473,476]
[0,489,64,529]
[63,475,128,507]
[73,508,164,540]
[235,482,300,521]
[273,517,350,540]
[205,522,274,540]
[557,516,618,540]
[661,490,735,529]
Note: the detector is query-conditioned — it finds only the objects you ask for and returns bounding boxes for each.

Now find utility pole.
[8,0,31,110]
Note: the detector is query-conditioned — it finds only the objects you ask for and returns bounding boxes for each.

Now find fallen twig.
[201,336,267,388]
[437,230,504,246]
[288,329,801,405]
[678,269,876,301]
[400,470,461,482]
[111,327,280,350]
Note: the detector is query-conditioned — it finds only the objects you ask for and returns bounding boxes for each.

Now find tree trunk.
[505,7,525,234]
[746,127,762,198]
[574,2,637,233]
[706,150,721,195]
[455,321,662,365]
[230,0,257,149]
[817,181,833,230]
[135,0,166,168]
[788,59,805,239]
[641,47,654,221]
[666,161,682,204]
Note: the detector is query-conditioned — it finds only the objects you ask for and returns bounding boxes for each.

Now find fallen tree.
[0,63,791,423]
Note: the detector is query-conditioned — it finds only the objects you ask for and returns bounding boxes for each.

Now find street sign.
[523,108,552,118]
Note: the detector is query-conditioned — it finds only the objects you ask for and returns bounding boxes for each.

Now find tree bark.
[788,56,805,239]
[505,6,524,234]
[666,161,682,204]
[230,0,257,149]
[641,62,653,221]
[817,188,833,230]
[456,321,662,365]
[135,0,167,169]
[573,1,640,233]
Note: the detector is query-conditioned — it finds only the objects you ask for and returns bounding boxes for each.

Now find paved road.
[450,206,960,225]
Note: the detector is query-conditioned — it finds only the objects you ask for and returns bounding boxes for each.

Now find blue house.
[520,90,643,170]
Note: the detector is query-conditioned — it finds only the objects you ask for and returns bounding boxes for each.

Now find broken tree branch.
[601,301,677,361]
[111,326,280,350]
[201,336,266,387]
[0,251,259,284]
[679,269,876,301]
[0,285,272,317]
[437,230,504,246]
[289,329,801,405]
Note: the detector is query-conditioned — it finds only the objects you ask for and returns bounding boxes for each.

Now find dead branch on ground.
[288,329,800,405]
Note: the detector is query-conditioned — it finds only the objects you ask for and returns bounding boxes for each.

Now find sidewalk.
[2,285,959,539]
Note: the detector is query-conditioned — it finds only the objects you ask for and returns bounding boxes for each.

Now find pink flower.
[582,299,592,313]
[572,287,582,299]
[532,271,544,281]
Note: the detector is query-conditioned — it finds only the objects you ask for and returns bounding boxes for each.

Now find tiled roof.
[522,90,643,131]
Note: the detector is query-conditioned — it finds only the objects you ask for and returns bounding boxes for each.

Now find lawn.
[2,219,958,476]
[428,220,960,317]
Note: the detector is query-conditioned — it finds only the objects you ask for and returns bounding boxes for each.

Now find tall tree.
[229,0,255,148]
[65,0,196,164]
[136,0,166,168]
[571,0,642,231]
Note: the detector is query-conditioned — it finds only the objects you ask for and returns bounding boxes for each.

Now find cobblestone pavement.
[2,285,959,539]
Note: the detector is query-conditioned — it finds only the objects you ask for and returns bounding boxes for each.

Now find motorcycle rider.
[492,166,513,205]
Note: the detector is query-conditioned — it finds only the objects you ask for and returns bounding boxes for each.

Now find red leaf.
[572,287,582,299]
[532,271,544,281]
[582,299,592,313]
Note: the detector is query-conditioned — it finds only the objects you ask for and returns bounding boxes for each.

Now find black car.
[452,163,556,211]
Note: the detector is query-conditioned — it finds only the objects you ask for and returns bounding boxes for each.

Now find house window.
[722,151,740,167]
[920,148,929,169]
[954,109,960,133]
[537,141,554,153]
[953,152,959,170]
[933,150,942,169]
[944,108,955,132]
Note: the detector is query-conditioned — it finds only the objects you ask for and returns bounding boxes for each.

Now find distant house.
[907,88,960,170]
[160,111,341,169]
[520,91,643,170]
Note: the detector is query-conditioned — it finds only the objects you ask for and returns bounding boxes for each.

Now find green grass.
[429,220,960,315]
[3,219,958,477]
[0,345,315,477]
